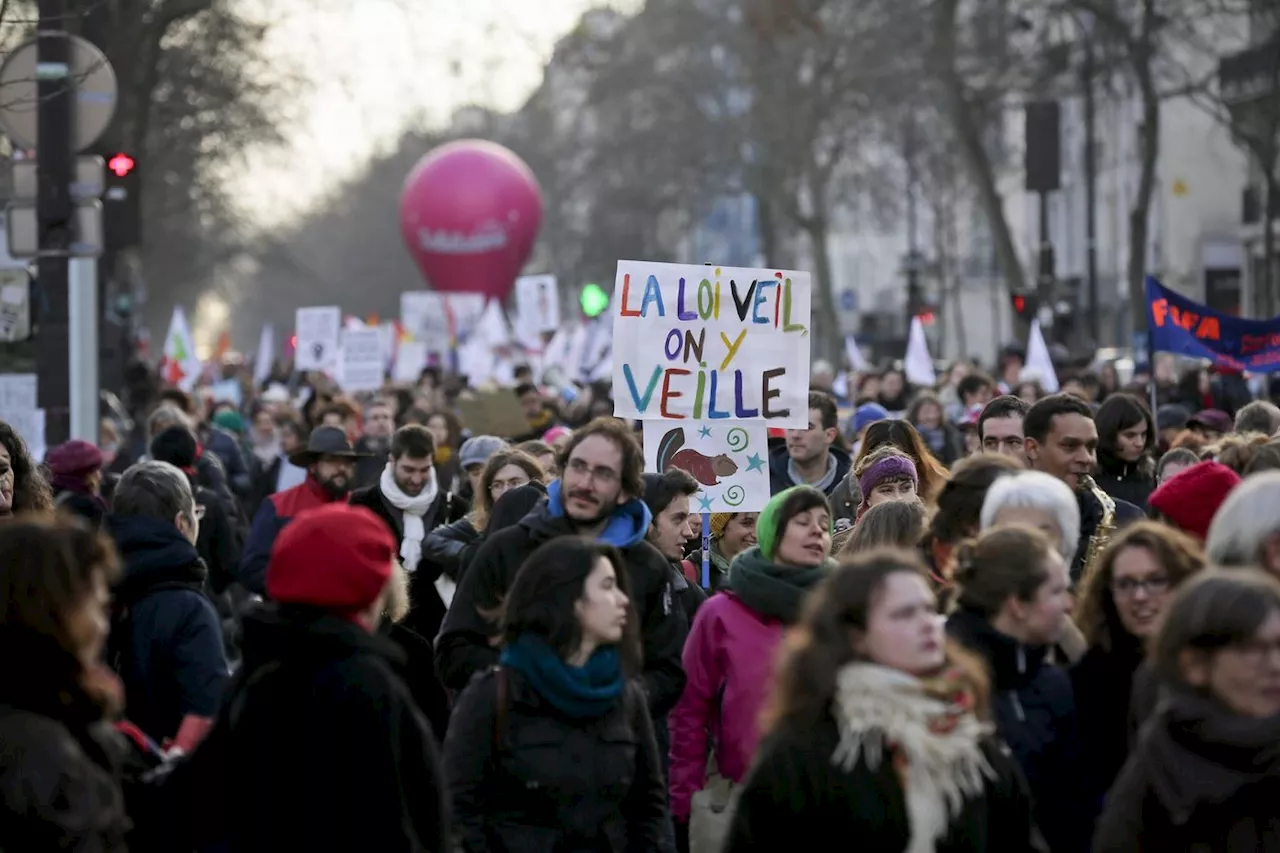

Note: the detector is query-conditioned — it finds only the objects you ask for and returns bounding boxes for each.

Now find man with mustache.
[239,426,368,595]
[436,417,688,728]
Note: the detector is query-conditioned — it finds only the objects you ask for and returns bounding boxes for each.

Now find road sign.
[837,287,860,334]
[0,36,118,152]
[5,202,102,258]
[12,156,105,201]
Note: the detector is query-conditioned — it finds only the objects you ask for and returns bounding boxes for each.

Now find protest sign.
[515,274,560,333]
[1147,276,1280,372]
[643,419,770,513]
[295,306,341,372]
[339,326,384,391]
[612,261,811,428]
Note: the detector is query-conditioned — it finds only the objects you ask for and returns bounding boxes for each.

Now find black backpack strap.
[493,665,508,754]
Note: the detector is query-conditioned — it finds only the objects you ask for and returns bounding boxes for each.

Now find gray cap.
[459,435,508,470]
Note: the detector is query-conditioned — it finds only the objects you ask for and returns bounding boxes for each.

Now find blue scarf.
[499,634,624,719]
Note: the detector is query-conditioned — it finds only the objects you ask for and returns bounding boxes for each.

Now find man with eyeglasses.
[437,417,688,729]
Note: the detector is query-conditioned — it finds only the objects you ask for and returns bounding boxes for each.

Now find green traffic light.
[580,283,609,317]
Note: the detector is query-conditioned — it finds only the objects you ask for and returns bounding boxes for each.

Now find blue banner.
[1146,276,1280,372]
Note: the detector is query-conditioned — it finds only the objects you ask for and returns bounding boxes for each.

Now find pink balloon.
[399,139,543,301]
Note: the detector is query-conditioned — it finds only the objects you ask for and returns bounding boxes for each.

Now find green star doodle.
[745,452,766,473]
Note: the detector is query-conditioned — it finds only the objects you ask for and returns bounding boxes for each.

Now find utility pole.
[36,0,75,446]
[904,119,923,325]
[1081,28,1100,349]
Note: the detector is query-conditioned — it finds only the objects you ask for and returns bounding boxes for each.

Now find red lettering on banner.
[1152,299,1169,327]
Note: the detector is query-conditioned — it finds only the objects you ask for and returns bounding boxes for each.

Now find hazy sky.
[233,0,628,228]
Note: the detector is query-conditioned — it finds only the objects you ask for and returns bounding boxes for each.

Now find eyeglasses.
[1229,638,1280,667]
[1111,575,1170,597]
[490,477,530,496]
[565,458,619,485]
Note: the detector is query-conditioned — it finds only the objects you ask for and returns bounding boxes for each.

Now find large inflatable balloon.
[399,139,543,301]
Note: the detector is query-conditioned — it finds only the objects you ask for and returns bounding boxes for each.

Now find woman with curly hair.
[0,420,53,515]
[1071,521,1204,808]
[722,549,1042,852]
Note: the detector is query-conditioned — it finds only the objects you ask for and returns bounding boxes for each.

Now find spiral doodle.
[726,428,749,452]
[723,485,746,507]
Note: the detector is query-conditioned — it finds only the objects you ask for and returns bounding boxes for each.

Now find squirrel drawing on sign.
[656,427,738,487]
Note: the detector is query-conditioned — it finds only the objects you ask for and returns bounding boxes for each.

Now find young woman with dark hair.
[442,536,669,852]
[0,517,127,849]
[1093,393,1157,509]
[723,549,1042,852]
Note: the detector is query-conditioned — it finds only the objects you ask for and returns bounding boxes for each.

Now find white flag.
[1024,321,1060,393]
[903,316,936,386]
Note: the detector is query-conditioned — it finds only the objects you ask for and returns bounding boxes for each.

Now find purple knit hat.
[857,454,918,500]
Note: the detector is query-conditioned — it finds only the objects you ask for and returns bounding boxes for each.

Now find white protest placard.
[643,419,771,513]
[0,373,43,456]
[295,306,341,372]
[612,261,811,427]
[400,291,486,352]
[339,326,384,392]
[515,274,560,333]
[393,340,429,383]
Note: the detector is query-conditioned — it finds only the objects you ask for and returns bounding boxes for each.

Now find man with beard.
[350,424,466,737]
[239,426,367,595]
[436,417,688,727]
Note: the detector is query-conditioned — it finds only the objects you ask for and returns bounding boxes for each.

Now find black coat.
[1095,689,1280,852]
[435,499,688,720]
[948,609,1091,853]
[724,714,1046,853]
[1094,452,1156,511]
[1070,638,1146,814]
[105,514,228,743]
[174,607,451,853]
[443,668,671,853]
[0,632,130,852]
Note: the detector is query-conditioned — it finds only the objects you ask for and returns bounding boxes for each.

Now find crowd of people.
[2,348,1280,851]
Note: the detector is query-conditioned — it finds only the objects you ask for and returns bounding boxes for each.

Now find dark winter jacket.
[435,482,688,721]
[240,475,343,595]
[353,435,390,490]
[173,606,450,853]
[1095,688,1280,852]
[200,425,251,499]
[1070,636,1146,814]
[767,444,853,498]
[1073,486,1145,583]
[947,609,1090,853]
[723,713,1047,853]
[422,515,480,582]
[1094,451,1156,511]
[106,514,228,743]
[443,668,671,853]
[0,631,131,852]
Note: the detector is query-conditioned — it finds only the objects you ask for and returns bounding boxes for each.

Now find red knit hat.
[1148,460,1241,541]
[46,440,103,477]
[266,504,395,619]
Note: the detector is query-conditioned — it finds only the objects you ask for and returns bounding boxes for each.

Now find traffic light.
[107,152,135,178]
[103,151,141,249]
[915,310,935,326]
[580,283,609,317]
[1010,291,1038,320]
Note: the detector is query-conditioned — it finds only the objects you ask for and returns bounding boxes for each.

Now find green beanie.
[212,409,245,435]
[756,485,831,561]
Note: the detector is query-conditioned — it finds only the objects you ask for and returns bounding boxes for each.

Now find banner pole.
[1143,276,1158,419]
[701,513,711,590]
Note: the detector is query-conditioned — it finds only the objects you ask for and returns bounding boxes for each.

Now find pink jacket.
[668,592,784,821]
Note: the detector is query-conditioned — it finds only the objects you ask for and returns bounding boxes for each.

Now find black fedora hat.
[288,426,370,467]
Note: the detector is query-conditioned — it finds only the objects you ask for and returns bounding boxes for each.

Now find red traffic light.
[916,311,935,326]
[1013,295,1026,313]
[108,153,136,178]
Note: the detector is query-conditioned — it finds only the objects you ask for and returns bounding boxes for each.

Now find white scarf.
[831,663,994,853]
[379,463,438,574]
